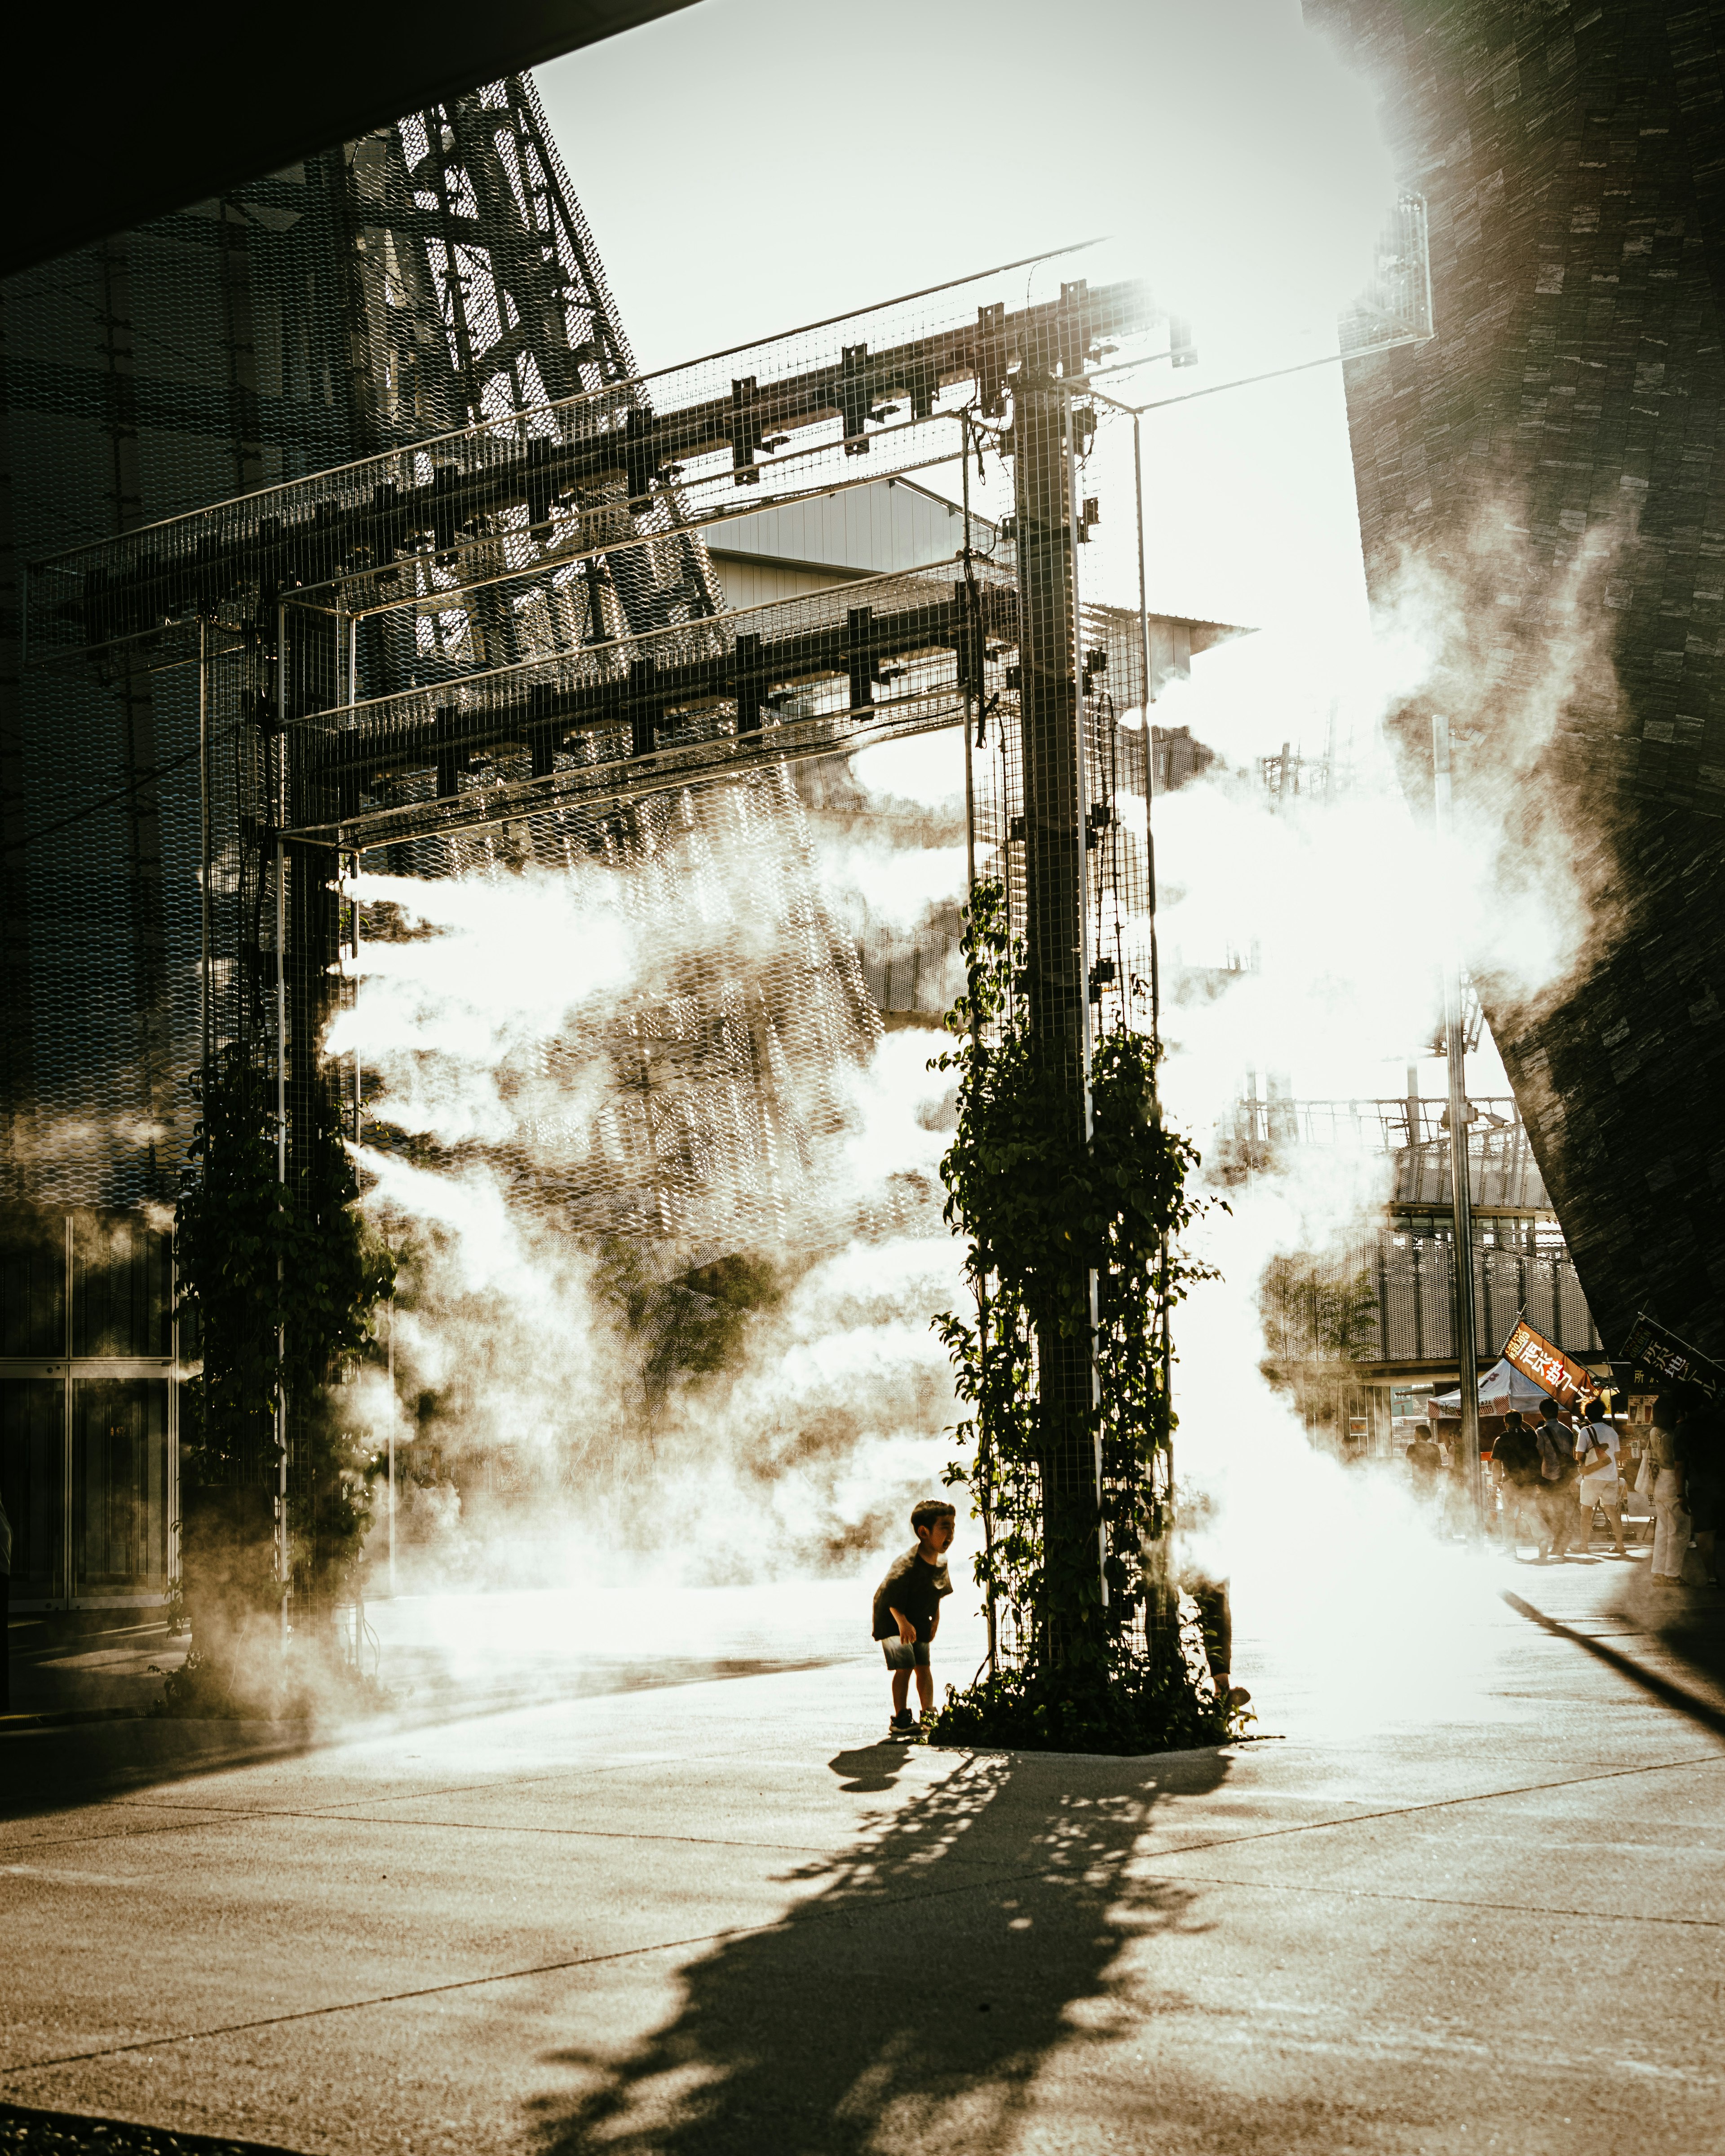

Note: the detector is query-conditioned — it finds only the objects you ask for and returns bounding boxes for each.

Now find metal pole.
[350,848,363,1143]
[960,414,978,900]
[960,413,995,1679]
[1433,713,1482,1530]
[198,621,210,1083]
[1132,406,1176,1634]
[1066,386,1095,1142]
[61,1215,73,1603]
[275,834,289,1642]
[1013,369,1096,1664]
[1062,385,1106,1616]
[1131,413,1162,1052]
[387,1286,396,1599]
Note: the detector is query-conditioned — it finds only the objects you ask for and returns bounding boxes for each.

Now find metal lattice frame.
[29,227,1186,1627]
[7,146,1432,1630]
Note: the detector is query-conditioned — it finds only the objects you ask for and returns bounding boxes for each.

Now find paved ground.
[0,1584,884,1738]
[3,1548,1724,2155]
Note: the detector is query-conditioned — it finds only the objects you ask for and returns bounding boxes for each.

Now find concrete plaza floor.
[3,1549,1724,2155]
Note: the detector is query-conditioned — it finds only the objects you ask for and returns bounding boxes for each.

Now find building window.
[0,1210,177,1608]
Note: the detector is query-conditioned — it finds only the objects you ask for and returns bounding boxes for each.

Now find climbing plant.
[928,879,1234,1751]
[176,1046,396,1599]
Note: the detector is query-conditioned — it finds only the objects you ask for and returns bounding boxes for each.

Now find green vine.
[928,879,1232,1750]
[176,1046,396,1604]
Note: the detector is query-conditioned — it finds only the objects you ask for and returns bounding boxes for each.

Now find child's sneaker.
[888,1711,917,1738]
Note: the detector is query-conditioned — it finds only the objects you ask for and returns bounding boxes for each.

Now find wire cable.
[2,726,238,854]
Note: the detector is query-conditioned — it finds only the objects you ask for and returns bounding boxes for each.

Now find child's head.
[911,1498,956,1556]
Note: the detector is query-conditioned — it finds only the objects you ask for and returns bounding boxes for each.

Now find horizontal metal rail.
[31,265,1156,664]
[294,560,1013,830]
[285,417,997,625]
[35,239,1101,566]
[300,681,982,852]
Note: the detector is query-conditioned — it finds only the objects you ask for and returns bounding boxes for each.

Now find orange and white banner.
[1502,1317,1595,1404]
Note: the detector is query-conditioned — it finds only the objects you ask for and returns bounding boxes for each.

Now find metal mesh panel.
[2,152,360,1206]
[5,74,756,1213]
[22,230,1176,1215]
[1265,1229,1604,1367]
[296,556,1016,847]
[27,251,1161,672]
[350,763,889,1251]
[21,134,1185,1627]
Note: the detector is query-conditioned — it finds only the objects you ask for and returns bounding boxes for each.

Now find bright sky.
[537,3,1498,1106]
[538,0,1390,642]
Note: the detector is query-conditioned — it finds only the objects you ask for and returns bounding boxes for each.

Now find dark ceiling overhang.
[2,0,699,281]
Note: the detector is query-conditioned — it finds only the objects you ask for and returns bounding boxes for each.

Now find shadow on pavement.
[1503,1546,1725,1737]
[3,1613,184,1720]
[0,1655,853,1826]
[1504,1589,1725,1736]
[526,1737,1233,2156]
[1608,1564,1725,1709]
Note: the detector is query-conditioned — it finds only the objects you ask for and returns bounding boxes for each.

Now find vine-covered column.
[1012,377,1100,1671]
[932,881,1231,1752]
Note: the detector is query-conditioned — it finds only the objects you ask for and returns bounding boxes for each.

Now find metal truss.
[30,185,1440,1639]
[27,252,1154,672]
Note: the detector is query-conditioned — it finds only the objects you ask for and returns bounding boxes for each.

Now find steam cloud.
[1148,495,1626,1712]
[325,478,1624,1713]
[335,764,969,1596]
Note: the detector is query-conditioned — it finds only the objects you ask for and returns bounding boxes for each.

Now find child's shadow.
[827,1740,913,1793]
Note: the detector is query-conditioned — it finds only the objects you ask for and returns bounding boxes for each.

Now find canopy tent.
[1429,1359,1557,1420]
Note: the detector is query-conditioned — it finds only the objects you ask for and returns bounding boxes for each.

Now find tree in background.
[1259,1252,1379,1449]
[168,1049,394,1712]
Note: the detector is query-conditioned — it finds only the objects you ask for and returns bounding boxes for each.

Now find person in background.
[1436,1431,1470,1537]
[1676,1392,1722,1586]
[1645,1393,1691,1586]
[0,1490,10,1713]
[1491,1410,1545,1555]
[1407,1427,1443,1513]
[1189,1572,1251,1718]
[1618,1422,1649,1542]
[1575,1396,1628,1558]
[1535,1395,1579,1560]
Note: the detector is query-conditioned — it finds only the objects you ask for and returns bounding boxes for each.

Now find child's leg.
[914,1664,934,1714]
[890,1667,911,1715]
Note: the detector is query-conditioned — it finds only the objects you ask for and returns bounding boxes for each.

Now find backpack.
[1578,1423,1615,1477]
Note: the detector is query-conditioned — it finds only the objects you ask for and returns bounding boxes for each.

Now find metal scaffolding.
[18,133,1433,1637]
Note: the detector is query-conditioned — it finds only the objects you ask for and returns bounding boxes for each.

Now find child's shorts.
[882,1639,930,1670]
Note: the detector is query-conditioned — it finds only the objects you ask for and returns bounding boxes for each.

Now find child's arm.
[888,1605,916,1645]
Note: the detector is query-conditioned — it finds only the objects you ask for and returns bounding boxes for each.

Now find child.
[871,1498,955,1736]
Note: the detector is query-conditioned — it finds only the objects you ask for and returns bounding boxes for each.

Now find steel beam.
[44,276,1152,660]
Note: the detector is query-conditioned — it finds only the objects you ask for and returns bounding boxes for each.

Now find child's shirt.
[871,1544,952,1642]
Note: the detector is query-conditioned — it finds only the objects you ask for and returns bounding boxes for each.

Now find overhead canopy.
[0,0,699,279]
[1429,1359,1556,1419]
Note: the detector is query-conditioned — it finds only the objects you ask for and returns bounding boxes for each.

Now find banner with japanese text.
[1623,1313,1725,1403]
[1501,1318,1595,1403]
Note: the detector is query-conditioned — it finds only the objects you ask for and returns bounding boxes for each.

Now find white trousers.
[1650,1469,1690,1580]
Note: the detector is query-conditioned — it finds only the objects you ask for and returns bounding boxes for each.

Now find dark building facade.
[1311,0,1725,1361]
[0,71,885,1613]
[0,77,699,1606]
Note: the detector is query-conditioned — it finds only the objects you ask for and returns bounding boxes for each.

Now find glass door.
[72,1378,169,1595]
[0,1377,69,1600]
